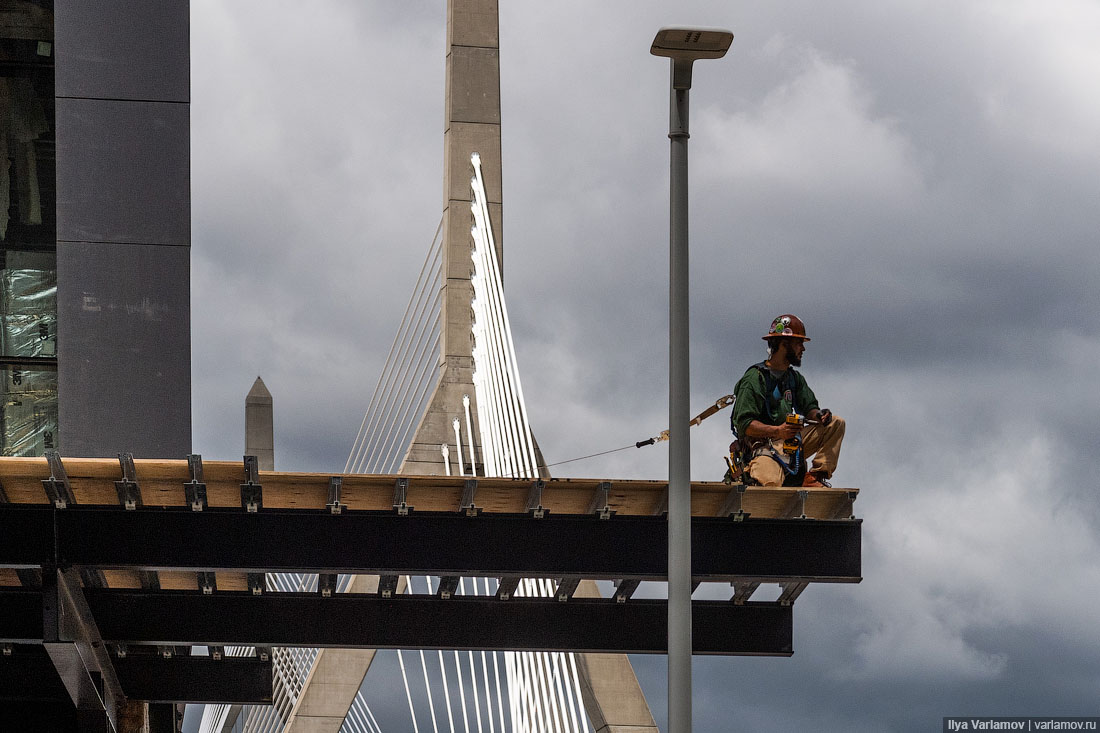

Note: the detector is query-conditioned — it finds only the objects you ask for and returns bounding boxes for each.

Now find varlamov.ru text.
[946,720,1097,731]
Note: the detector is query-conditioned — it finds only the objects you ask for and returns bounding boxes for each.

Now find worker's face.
[784,339,805,366]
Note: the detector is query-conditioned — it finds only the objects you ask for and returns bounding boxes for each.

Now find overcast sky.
[189,1,1100,730]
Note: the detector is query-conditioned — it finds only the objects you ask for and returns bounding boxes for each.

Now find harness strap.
[751,361,799,419]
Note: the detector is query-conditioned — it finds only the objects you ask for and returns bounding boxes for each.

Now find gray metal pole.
[667,60,693,733]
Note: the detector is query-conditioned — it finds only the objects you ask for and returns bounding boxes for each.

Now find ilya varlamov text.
[946,721,1098,731]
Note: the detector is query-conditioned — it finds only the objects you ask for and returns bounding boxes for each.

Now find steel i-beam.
[42,567,126,732]
[0,506,861,583]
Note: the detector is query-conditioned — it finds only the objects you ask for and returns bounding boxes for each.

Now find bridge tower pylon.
[400,0,504,475]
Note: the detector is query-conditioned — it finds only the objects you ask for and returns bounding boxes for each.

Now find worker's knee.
[747,456,784,487]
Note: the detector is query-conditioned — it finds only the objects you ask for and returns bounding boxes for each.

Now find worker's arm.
[732,370,771,438]
[794,372,820,417]
[744,419,800,440]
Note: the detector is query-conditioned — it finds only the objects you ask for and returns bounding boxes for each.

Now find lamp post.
[650,26,733,733]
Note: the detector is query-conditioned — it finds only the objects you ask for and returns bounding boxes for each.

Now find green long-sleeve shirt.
[730,363,819,438]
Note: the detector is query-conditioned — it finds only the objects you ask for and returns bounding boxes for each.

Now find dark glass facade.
[1,2,57,455]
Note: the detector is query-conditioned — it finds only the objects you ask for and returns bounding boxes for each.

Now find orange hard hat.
[762,314,810,341]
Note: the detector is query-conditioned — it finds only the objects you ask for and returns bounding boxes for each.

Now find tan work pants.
[746,415,846,486]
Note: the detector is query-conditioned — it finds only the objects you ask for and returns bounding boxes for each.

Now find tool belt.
[730,436,805,487]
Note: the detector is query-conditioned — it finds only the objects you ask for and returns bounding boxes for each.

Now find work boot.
[802,471,831,488]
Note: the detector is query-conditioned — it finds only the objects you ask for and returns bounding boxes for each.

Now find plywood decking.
[0,456,857,517]
[0,456,859,590]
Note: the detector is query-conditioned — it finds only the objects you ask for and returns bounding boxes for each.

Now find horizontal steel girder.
[112,655,272,704]
[0,644,272,705]
[0,505,861,582]
[0,645,72,702]
[1,589,794,656]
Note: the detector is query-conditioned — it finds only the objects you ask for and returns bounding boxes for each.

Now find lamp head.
[650,27,733,61]
[651,27,733,89]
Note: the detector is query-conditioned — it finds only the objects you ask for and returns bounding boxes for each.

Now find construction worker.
[730,314,845,487]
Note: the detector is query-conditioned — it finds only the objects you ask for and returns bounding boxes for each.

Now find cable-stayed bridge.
[200,147,642,733]
[203,2,654,729]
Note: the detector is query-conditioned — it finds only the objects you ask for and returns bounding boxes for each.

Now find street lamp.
[650,25,733,733]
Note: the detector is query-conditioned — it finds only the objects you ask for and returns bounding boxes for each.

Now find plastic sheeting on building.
[1,251,57,455]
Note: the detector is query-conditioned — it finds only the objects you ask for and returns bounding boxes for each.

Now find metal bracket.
[114,452,142,510]
[781,489,810,519]
[137,570,160,590]
[587,482,615,519]
[460,479,480,516]
[42,450,74,509]
[115,643,128,659]
[525,480,546,519]
[208,645,224,661]
[378,575,400,598]
[832,490,858,520]
[185,454,208,512]
[392,478,412,516]
[778,581,809,606]
[80,567,106,589]
[555,577,580,602]
[255,647,271,663]
[15,568,41,587]
[437,576,460,599]
[717,483,749,521]
[247,573,265,596]
[199,572,217,595]
[240,456,263,513]
[730,581,760,605]
[327,477,347,515]
[496,577,520,601]
[318,573,337,598]
[613,578,641,604]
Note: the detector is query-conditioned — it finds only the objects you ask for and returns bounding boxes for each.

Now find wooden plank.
[157,571,198,591]
[215,573,249,592]
[101,570,143,589]
[0,457,858,520]
[0,456,51,504]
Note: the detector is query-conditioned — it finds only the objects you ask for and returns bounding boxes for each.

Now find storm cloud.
[190,1,1100,730]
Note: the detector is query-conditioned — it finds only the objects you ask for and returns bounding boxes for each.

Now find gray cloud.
[190,0,1100,729]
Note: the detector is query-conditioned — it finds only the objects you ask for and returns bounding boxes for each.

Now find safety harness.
[731,362,805,483]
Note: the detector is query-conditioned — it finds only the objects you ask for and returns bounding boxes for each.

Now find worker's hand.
[772,422,801,440]
[818,408,832,426]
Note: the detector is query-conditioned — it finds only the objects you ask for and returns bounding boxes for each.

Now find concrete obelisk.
[245,377,274,470]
